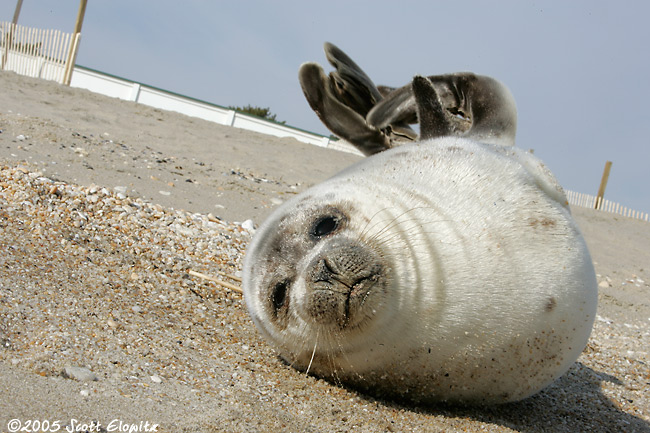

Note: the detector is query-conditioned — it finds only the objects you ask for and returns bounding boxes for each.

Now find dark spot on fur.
[529,218,556,228]
[446,146,463,153]
[545,297,557,312]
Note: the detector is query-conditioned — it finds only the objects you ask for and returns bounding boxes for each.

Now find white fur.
[243,137,597,404]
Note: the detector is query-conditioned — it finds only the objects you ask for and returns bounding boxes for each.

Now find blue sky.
[3,1,649,214]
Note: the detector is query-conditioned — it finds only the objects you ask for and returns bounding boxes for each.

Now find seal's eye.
[311,216,339,238]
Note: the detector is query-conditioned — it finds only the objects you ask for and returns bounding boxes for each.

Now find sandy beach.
[1,72,649,432]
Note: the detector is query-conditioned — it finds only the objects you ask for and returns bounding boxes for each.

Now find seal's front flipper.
[299,62,390,156]
[426,73,517,146]
[368,77,458,142]
[370,73,518,146]
[412,76,452,140]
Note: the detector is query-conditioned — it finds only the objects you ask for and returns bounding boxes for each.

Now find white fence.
[68,66,363,155]
[0,22,362,154]
[566,190,649,222]
[1,21,78,84]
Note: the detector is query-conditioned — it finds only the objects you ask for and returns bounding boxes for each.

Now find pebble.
[62,366,98,382]
[150,375,163,383]
[73,147,88,157]
[241,219,255,232]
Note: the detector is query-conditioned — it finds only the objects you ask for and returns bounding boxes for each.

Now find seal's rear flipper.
[323,42,383,118]
[299,43,421,156]
[367,84,418,138]
[299,62,390,156]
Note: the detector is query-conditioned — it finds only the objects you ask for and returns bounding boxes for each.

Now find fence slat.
[53,29,63,81]
[566,189,647,223]
[1,21,75,84]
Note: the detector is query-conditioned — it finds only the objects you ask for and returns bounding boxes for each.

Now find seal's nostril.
[322,257,337,276]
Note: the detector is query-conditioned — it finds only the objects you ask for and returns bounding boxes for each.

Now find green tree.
[229,105,286,124]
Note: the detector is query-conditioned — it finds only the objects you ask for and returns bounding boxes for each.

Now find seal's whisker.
[284,351,302,371]
[328,331,362,383]
[305,330,319,376]
[364,207,443,244]
[323,331,345,387]
[369,219,452,248]
[358,207,397,238]
[364,207,426,242]
[358,207,421,240]
[374,233,457,252]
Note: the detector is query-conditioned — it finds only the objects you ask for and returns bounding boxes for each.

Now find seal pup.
[298,42,517,155]
[243,67,597,405]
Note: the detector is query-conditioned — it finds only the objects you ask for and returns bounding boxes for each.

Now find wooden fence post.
[595,161,612,210]
[2,26,13,70]
[2,0,23,70]
[12,0,23,24]
[63,0,87,85]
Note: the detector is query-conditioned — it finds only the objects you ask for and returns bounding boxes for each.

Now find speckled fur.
[243,137,597,404]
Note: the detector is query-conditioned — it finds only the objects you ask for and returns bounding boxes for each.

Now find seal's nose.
[310,257,351,292]
[309,244,376,291]
[301,242,385,327]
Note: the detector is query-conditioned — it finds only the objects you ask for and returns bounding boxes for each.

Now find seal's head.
[243,192,400,372]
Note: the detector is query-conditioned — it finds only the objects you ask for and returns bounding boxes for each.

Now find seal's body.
[243,138,597,404]
[242,43,597,404]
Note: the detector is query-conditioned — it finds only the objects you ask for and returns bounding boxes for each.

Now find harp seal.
[242,45,597,404]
